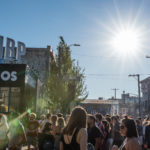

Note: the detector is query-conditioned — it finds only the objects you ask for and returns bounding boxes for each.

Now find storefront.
[0,64,38,113]
[0,64,26,112]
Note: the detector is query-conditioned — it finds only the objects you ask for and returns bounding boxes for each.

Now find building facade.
[80,96,140,117]
[141,77,150,114]
[80,99,119,116]
[0,45,54,113]
[21,46,52,82]
[121,92,139,116]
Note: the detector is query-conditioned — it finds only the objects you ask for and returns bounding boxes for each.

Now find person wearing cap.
[26,113,40,150]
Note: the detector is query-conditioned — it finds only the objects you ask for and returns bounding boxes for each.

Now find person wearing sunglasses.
[112,118,142,150]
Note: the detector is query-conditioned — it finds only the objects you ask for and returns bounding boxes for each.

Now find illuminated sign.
[1,71,17,81]
[0,64,26,87]
[0,36,26,62]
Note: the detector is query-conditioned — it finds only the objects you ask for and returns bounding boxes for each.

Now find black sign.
[0,64,26,87]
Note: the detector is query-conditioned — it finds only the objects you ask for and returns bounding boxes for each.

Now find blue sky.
[1,0,150,99]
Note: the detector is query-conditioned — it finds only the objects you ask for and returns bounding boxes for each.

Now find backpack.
[43,140,53,150]
[87,143,94,150]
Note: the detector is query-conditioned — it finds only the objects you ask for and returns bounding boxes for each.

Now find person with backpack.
[102,120,111,150]
[95,113,104,135]
[38,122,55,150]
[60,106,88,150]
[95,113,105,150]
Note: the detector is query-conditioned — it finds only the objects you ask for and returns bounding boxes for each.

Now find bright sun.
[111,28,141,56]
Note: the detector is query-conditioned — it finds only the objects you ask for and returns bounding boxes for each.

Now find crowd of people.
[0,106,150,150]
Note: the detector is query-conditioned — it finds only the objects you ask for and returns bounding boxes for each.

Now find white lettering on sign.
[0,71,17,81]
[11,71,17,81]
[17,41,26,62]
[0,36,26,62]
[5,38,16,60]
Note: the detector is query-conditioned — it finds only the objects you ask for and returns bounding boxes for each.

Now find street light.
[68,44,80,47]
[63,43,81,81]
[128,74,141,117]
[146,55,150,58]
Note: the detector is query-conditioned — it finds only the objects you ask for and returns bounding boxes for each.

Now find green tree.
[44,36,88,114]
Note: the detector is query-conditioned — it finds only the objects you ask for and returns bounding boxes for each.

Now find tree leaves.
[43,36,88,114]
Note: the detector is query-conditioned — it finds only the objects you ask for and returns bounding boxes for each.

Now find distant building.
[120,92,139,117]
[80,99,119,116]
[121,93,138,104]
[80,96,140,117]
[141,77,150,113]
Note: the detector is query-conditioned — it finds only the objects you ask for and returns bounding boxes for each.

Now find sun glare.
[111,28,141,56]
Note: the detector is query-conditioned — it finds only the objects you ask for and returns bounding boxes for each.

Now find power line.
[72,53,120,58]
[85,73,150,76]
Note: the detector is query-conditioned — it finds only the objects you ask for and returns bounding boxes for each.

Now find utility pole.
[123,91,125,104]
[112,88,119,100]
[128,74,141,117]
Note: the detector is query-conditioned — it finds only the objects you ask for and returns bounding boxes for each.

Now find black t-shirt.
[88,126,102,146]
[145,125,150,147]
[38,133,55,150]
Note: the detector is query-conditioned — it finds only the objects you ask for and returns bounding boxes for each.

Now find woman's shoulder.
[77,128,87,138]
[78,128,87,134]
[127,137,139,144]
[125,138,141,150]
[76,128,87,144]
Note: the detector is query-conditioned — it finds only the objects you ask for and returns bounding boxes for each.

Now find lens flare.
[111,28,141,56]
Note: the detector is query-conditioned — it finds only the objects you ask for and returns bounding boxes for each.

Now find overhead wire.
[72,52,120,58]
